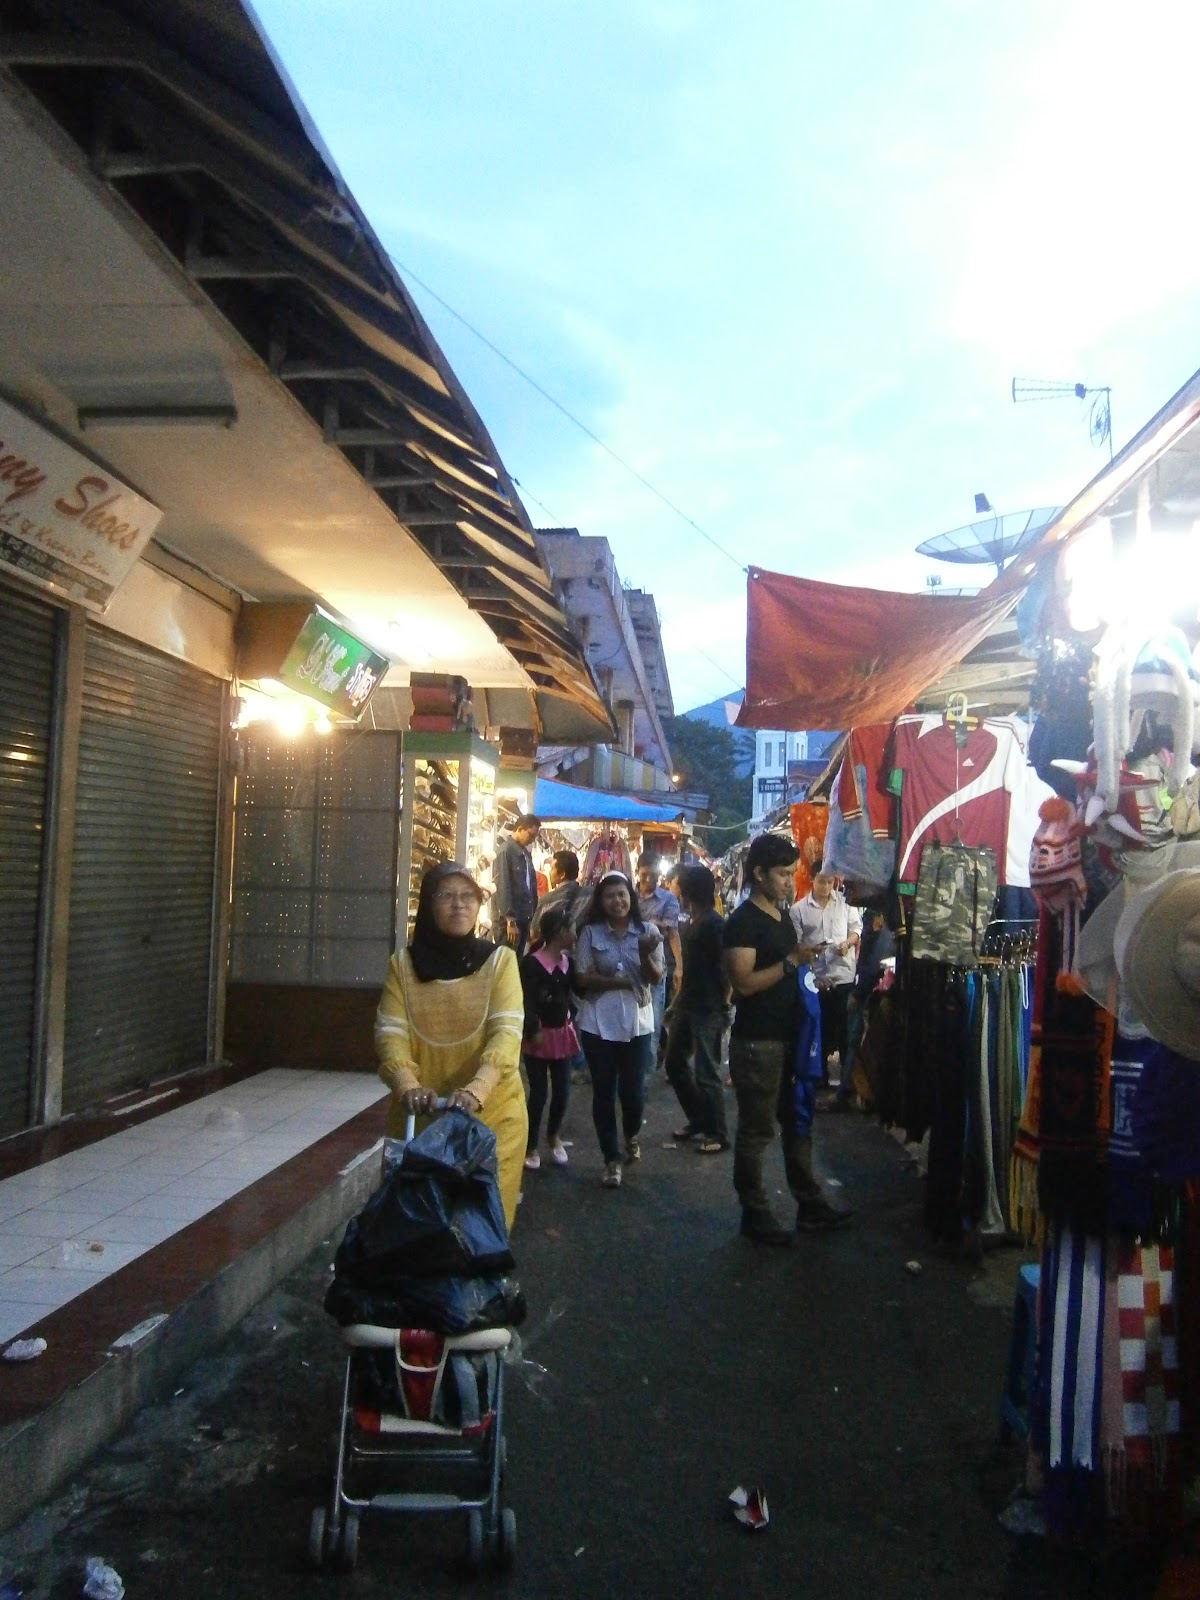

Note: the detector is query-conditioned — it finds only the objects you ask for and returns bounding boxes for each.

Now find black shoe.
[795,1198,853,1232]
[740,1210,793,1247]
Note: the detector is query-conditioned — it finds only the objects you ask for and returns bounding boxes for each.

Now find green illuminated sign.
[278,611,389,717]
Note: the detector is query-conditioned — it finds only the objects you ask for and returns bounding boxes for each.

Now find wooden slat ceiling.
[0,0,614,736]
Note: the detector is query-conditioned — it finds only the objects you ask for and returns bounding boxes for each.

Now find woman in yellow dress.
[376,862,528,1231]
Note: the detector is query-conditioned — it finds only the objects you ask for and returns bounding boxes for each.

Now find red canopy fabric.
[736,566,1019,730]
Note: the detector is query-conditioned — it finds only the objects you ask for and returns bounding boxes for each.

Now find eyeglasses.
[433,891,480,906]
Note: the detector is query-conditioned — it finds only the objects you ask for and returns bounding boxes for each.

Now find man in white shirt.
[789,860,862,1087]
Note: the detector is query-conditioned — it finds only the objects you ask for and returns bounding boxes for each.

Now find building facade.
[750,728,840,824]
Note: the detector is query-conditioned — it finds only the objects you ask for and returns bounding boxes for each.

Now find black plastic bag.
[324,1272,526,1335]
[335,1109,514,1284]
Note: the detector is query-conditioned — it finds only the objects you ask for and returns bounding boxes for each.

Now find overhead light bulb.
[274,701,306,738]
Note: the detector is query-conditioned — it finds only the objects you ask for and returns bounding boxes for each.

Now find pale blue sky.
[252,0,1200,710]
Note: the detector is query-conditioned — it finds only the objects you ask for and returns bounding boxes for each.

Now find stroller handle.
[403,1095,452,1143]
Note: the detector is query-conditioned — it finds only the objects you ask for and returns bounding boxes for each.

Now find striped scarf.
[1100,1239,1181,1522]
[1039,1221,1104,1473]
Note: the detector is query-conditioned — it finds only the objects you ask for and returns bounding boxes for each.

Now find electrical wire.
[393,255,748,575]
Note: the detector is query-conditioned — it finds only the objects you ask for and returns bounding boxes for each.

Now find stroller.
[309,1104,521,1574]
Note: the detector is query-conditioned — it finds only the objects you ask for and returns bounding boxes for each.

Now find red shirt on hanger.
[890,714,1026,886]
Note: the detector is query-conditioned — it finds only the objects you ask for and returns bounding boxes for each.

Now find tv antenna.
[916,499,1061,581]
[1011,377,1113,461]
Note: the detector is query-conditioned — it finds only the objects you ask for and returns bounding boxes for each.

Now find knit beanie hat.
[1029,796,1086,911]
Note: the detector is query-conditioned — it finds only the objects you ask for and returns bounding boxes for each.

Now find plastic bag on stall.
[822,761,895,898]
[334,1109,514,1284]
[324,1271,527,1335]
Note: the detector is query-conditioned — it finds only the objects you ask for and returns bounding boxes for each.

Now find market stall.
[736,372,1200,1553]
[520,777,686,885]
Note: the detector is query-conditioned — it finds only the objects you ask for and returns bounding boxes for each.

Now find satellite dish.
[917,505,1061,569]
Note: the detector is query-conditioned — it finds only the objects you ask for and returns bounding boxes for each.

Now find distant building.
[750,728,840,824]
[534,529,700,808]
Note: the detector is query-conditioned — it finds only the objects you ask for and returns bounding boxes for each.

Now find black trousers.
[525,1055,570,1147]
[817,983,852,1072]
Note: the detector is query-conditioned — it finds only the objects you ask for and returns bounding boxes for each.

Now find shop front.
[0,393,236,1135]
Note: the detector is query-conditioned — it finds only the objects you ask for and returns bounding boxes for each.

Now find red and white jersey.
[891,715,1051,887]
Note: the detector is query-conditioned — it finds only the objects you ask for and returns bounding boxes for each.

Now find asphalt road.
[0,1075,1162,1599]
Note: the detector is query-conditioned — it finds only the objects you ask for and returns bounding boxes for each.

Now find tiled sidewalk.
[0,1070,388,1345]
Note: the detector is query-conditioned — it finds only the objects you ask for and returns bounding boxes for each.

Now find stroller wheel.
[339,1511,360,1572]
[465,1508,484,1573]
[496,1506,517,1571]
[307,1506,327,1571]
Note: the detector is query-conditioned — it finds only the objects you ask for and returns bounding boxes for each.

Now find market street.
[0,1077,1160,1600]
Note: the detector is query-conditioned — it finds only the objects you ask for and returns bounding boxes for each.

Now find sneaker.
[672,1125,698,1142]
[739,1209,793,1247]
[624,1137,641,1164]
[523,1151,541,1171]
[550,1140,569,1166]
[796,1197,853,1232]
[601,1160,622,1188]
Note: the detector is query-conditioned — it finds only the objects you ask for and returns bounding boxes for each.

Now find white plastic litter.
[729,1484,769,1529]
[82,1557,124,1600]
[110,1314,169,1351]
[2,1337,47,1362]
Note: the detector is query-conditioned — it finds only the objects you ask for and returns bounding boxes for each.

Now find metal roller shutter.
[63,627,224,1111]
[0,586,57,1137]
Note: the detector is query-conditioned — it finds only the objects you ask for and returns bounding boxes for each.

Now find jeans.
[664,1008,728,1142]
[525,1055,570,1148]
[649,976,667,1064]
[728,1036,823,1217]
[581,1030,651,1163]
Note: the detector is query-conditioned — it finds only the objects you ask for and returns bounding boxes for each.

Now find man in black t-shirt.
[663,865,730,1151]
[723,834,853,1245]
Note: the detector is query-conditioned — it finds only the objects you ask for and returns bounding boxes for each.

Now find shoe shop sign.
[0,396,162,611]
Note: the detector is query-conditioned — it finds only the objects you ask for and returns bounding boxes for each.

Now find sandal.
[695,1137,729,1154]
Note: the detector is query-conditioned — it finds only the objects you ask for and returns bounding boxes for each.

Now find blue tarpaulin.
[532,778,682,824]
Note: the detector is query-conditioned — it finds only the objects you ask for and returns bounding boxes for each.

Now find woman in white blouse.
[574,871,664,1189]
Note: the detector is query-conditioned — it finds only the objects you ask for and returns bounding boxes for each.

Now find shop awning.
[533,778,684,824]
[0,0,615,745]
[736,566,1020,730]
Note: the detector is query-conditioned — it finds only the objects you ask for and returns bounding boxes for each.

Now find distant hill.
[680,691,755,776]
[679,693,840,776]
[681,690,746,730]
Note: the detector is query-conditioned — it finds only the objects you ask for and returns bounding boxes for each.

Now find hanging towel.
[1108,1036,1154,1235]
[1130,1044,1200,1186]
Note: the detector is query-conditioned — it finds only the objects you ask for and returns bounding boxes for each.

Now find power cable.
[393,255,748,575]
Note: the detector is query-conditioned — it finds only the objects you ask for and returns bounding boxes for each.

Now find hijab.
[407,861,496,982]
